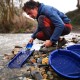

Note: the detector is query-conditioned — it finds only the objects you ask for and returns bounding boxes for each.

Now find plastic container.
[67,44,80,55]
[49,49,80,79]
[8,49,34,68]
[26,43,33,49]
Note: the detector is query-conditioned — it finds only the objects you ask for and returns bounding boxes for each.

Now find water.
[0,34,30,55]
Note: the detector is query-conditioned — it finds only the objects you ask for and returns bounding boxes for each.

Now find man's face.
[25,8,38,19]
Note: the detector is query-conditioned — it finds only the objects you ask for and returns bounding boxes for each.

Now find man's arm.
[31,26,41,39]
[43,7,65,43]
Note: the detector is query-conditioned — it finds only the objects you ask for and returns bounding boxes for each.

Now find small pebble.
[43,74,48,79]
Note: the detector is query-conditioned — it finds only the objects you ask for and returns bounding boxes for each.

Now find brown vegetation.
[0,0,36,33]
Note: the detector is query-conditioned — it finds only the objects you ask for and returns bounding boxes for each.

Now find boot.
[39,44,57,53]
[58,38,67,48]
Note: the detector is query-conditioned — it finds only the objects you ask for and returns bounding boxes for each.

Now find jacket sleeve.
[43,7,65,43]
[31,26,41,39]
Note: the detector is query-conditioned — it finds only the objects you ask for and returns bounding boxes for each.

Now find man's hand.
[29,38,34,43]
[44,40,53,47]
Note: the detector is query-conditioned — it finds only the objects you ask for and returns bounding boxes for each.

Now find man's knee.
[38,15,52,27]
[61,27,71,36]
[36,31,47,41]
[38,15,46,21]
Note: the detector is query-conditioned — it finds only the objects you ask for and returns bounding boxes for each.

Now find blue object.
[49,49,80,79]
[8,49,34,68]
[67,44,80,55]
[26,43,33,49]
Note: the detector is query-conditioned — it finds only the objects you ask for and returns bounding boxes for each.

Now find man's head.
[23,0,40,19]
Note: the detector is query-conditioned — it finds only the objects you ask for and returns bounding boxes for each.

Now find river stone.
[42,57,48,64]
[43,74,48,79]
[49,75,54,79]
[30,58,36,63]
[3,54,14,60]
[72,37,78,43]
[13,48,21,55]
[34,55,39,59]
[37,58,42,64]
[47,71,52,75]
[23,77,27,80]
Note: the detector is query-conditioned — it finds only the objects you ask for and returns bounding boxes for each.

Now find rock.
[41,71,45,75]
[30,58,36,63]
[41,54,47,57]
[26,78,32,80]
[43,74,48,79]
[20,67,30,73]
[30,66,43,80]
[65,42,75,46]
[42,57,48,64]
[18,77,23,80]
[15,45,22,48]
[49,75,54,79]
[13,48,21,55]
[31,71,43,80]
[37,58,42,64]
[52,72,58,77]
[1,78,5,80]
[3,54,9,60]
[30,66,36,71]
[54,78,59,80]
[39,68,45,72]
[77,41,80,44]
[0,66,4,70]
[23,77,27,80]
[47,71,52,75]
[3,54,14,60]
[72,37,78,43]
[34,55,39,59]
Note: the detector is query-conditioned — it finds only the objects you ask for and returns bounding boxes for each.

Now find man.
[23,0,72,48]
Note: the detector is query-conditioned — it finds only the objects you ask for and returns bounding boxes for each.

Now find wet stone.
[47,71,52,75]
[41,54,47,57]
[43,74,48,79]
[34,55,39,59]
[49,75,54,80]
[0,66,4,70]
[72,37,78,43]
[42,57,48,64]
[13,47,21,55]
[18,77,23,80]
[41,71,46,75]
[37,58,42,64]
[4,54,15,60]
[54,78,59,80]
[23,77,27,80]
[30,58,36,63]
